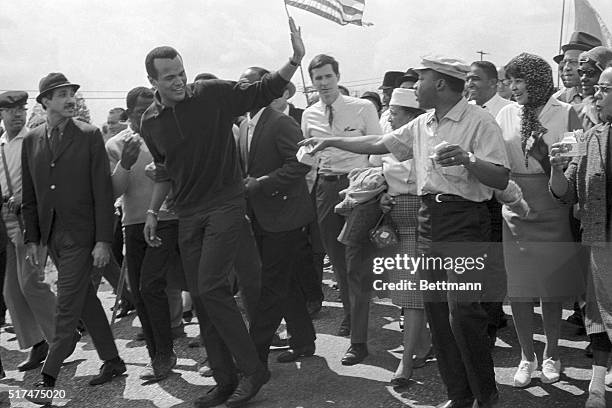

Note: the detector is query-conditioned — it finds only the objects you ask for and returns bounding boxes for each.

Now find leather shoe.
[115,301,135,319]
[151,351,177,380]
[89,357,127,385]
[341,343,368,366]
[134,331,146,341]
[270,333,289,349]
[276,344,315,363]
[436,398,476,408]
[65,329,82,360]
[26,376,55,406]
[226,366,271,407]
[194,383,237,408]
[473,390,499,408]
[18,340,48,371]
[139,362,156,380]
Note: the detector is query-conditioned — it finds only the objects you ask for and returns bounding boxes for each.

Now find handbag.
[368,213,399,249]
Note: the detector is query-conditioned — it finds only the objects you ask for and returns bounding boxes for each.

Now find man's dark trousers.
[417,196,497,403]
[315,176,350,319]
[178,197,261,387]
[124,220,179,358]
[43,228,119,379]
[249,218,316,366]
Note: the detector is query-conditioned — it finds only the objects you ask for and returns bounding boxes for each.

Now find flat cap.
[0,91,28,109]
[390,88,420,110]
[579,46,612,72]
[414,54,470,81]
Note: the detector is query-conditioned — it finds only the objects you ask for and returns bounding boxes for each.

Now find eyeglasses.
[498,79,511,87]
[594,84,612,94]
[577,68,600,78]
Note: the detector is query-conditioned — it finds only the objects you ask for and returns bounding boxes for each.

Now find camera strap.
[0,142,24,231]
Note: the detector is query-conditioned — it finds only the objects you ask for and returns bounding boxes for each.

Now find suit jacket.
[288,103,304,125]
[21,118,114,247]
[238,107,313,233]
[556,122,609,247]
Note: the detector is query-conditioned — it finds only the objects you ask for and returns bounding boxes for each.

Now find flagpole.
[558,0,567,87]
[284,1,311,106]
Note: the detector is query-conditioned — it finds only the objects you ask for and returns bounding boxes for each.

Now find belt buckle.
[435,193,443,203]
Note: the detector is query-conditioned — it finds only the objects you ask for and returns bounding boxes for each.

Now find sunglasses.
[577,68,600,78]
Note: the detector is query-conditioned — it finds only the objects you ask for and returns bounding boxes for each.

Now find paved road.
[0,269,609,407]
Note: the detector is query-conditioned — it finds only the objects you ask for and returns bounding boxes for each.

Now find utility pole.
[476,50,489,61]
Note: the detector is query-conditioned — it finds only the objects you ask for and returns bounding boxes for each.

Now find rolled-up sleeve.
[473,119,510,169]
[382,123,414,162]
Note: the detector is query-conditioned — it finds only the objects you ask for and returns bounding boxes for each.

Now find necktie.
[326,104,334,128]
[50,126,61,156]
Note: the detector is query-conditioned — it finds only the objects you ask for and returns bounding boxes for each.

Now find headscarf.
[504,53,555,157]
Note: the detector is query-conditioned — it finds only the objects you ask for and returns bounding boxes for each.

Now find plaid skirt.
[388,194,423,309]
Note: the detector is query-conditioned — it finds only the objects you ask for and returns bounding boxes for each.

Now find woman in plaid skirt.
[370,88,432,385]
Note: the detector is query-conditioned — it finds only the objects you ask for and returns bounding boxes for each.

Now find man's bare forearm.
[148,181,171,212]
[325,135,389,155]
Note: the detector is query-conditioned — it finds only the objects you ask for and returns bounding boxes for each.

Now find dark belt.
[319,174,347,182]
[422,193,480,203]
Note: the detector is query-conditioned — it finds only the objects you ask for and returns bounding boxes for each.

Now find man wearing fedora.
[553,31,602,105]
[0,91,58,373]
[379,70,404,132]
[22,73,125,398]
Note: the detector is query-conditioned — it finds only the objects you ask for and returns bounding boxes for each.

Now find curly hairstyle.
[504,53,554,155]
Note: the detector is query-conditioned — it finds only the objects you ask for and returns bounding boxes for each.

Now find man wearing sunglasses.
[577,47,612,131]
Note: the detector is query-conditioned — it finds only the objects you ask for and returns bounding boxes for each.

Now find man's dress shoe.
[18,341,48,371]
[341,343,368,366]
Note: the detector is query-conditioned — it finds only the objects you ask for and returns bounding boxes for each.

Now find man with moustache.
[22,73,125,400]
[301,54,382,365]
[300,55,510,408]
[0,91,57,372]
[140,18,304,408]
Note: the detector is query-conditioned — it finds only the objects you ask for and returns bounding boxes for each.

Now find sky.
[1,0,611,127]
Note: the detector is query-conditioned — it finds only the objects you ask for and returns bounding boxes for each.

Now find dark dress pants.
[481,198,507,325]
[249,219,316,366]
[417,197,497,403]
[43,228,119,379]
[231,216,261,324]
[296,190,324,303]
[124,220,178,358]
[178,198,261,387]
[315,176,350,321]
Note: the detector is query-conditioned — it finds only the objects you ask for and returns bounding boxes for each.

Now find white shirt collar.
[0,126,28,145]
[247,108,265,128]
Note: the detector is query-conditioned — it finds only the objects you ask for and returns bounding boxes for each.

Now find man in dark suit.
[22,73,125,397]
[238,67,316,366]
[269,82,324,317]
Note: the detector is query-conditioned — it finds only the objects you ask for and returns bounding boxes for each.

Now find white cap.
[389,88,419,109]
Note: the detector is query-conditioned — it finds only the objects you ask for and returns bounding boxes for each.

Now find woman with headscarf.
[369,88,432,386]
[496,53,584,388]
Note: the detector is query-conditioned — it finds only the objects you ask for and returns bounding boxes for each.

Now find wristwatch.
[467,152,476,166]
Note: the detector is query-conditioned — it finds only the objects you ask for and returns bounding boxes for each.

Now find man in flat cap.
[21,73,125,400]
[576,46,612,130]
[0,91,58,373]
[301,54,510,408]
[553,31,602,105]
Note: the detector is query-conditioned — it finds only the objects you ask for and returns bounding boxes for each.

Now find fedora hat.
[36,73,80,104]
[379,71,404,90]
[553,31,602,64]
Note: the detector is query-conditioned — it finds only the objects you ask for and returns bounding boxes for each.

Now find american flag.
[285,0,372,26]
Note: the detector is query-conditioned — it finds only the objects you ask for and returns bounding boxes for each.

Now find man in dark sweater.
[140,18,304,408]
